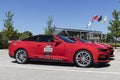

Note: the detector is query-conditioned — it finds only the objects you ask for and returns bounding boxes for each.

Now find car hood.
[99,43,113,48]
[76,41,108,49]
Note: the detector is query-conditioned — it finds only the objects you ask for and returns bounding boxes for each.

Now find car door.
[37,35,55,60]
[50,36,76,62]
[50,37,65,61]
[24,36,45,58]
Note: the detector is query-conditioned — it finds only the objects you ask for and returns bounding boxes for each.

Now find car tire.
[74,50,93,67]
[15,49,29,64]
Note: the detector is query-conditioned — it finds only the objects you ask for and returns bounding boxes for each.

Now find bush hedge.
[108,43,120,47]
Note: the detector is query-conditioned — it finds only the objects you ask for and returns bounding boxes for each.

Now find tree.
[106,33,114,43]
[108,10,120,48]
[44,16,55,35]
[19,31,33,40]
[1,11,19,48]
[0,32,3,49]
[2,11,18,40]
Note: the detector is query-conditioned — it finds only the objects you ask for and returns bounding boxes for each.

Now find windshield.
[69,38,89,43]
[58,36,75,43]
[78,38,88,43]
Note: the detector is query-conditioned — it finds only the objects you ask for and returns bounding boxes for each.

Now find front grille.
[98,55,109,60]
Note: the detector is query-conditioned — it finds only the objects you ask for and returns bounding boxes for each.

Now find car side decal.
[43,45,53,55]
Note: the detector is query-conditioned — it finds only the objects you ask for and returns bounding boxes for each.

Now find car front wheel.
[74,50,93,67]
[15,49,29,64]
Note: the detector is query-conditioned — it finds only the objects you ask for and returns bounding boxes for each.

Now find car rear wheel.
[74,50,93,67]
[15,49,29,64]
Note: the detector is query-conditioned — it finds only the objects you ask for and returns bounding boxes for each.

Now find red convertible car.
[9,35,110,67]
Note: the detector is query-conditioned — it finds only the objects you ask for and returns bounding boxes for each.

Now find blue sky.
[0,0,120,35]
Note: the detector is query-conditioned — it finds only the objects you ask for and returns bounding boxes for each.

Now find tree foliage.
[19,31,33,40]
[108,10,120,48]
[44,16,55,35]
[0,11,19,48]
[2,11,18,40]
[108,10,120,38]
[0,32,3,49]
[0,11,34,49]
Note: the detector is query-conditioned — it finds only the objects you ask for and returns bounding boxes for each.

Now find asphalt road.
[0,49,120,80]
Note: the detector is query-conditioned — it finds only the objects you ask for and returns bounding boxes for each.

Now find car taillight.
[8,40,17,45]
[8,41,12,44]
[8,41,12,46]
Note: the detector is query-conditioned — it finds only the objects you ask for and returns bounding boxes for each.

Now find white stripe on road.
[0,64,120,75]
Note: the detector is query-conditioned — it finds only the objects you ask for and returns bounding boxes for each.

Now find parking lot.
[0,49,120,80]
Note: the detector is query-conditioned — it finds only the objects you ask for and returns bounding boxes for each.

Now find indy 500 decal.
[44,45,53,55]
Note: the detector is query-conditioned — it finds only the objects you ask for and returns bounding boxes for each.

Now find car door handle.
[37,45,41,46]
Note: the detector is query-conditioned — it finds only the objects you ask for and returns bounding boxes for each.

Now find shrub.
[108,43,120,47]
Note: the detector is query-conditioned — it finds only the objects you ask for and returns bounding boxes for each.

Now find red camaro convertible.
[9,35,110,67]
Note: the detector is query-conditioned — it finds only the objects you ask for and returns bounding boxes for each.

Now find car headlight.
[97,48,108,52]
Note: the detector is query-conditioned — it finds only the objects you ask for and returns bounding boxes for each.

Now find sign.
[43,45,53,55]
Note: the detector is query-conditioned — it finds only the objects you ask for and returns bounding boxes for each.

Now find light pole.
[114,26,117,49]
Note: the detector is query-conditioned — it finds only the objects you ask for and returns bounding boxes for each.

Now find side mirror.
[54,40,61,46]
[54,40,61,44]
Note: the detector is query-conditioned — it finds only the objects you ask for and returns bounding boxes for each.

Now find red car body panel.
[74,38,114,57]
[99,43,114,57]
[8,35,110,64]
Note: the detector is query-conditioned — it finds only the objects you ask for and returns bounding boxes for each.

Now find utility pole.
[115,26,117,49]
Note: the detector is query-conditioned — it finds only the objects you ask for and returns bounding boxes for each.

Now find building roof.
[53,27,102,35]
